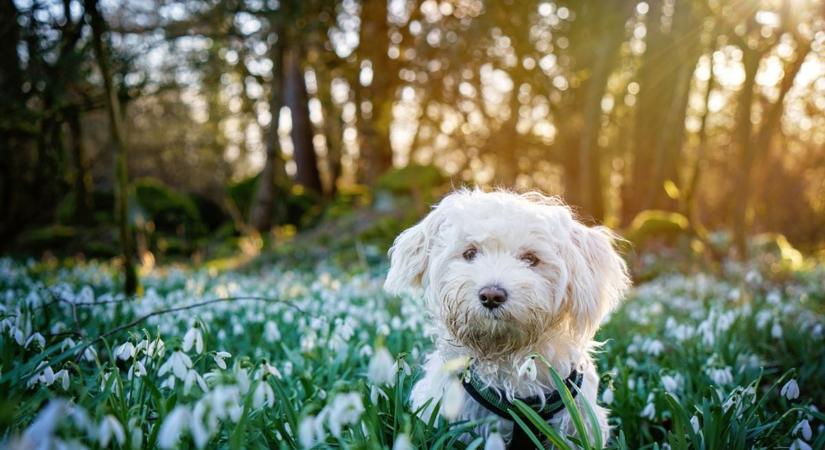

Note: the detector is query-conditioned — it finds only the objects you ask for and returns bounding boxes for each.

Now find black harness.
[462,367,583,449]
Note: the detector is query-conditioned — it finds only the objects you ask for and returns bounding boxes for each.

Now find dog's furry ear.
[565,223,630,339]
[384,209,443,294]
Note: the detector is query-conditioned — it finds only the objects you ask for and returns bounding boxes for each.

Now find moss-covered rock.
[134,178,203,236]
[625,210,690,247]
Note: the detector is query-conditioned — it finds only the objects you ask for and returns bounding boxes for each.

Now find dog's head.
[385,189,630,357]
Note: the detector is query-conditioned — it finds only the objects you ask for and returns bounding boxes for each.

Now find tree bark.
[67,109,94,223]
[250,25,288,231]
[731,47,760,259]
[355,0,394,184]
[284,44,323,194]
[86,0,138,294]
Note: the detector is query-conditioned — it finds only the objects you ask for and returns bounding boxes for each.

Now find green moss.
[625,209,690,247]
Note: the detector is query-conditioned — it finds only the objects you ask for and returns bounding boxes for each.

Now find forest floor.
[1,255,823,449]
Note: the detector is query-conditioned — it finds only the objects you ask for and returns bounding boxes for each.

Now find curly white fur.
[385,189,631,445]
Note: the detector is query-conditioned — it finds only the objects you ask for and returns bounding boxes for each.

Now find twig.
[73,296,304,362]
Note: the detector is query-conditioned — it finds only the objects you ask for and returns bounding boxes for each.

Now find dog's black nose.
[479,285,507,309]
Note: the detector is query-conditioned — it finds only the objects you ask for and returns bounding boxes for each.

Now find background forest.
[2,0,824,278]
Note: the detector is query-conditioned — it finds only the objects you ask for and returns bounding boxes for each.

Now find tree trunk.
[731,47,760,259]
[86,0,138,294]
[284,44,323,194]
[250,26,288,231]
[624,0,701,222]
[67,108,94,223]
[356,0,394,184]
[732,39,811,259]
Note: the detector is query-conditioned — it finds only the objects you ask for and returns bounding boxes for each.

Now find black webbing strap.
[461,367,583,449]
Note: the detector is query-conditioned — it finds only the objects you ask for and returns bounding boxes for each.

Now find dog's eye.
[520,252,540,267]
[462,247,478,261]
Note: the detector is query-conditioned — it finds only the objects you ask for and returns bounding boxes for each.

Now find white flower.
[130,360,147,378]
[55,369,70,390]
[645,339,664,357]
[98,415,125,447]
[261,361,282,379]
[393,433,413,450]
[253,381,275,409]
[183,327,204,354]
[771,322,783,339]
[790,439,813,450]
[370,385,389,404]
[601,387,614,405]
[517,357,537,381]
[485,431,506,450]
[184,369,208,395]
[299,415,319,448]
[213,351,231,370]
[781,379,800,400]
[190,401,211,449]
[368,347,396,386]
[661,375,680,393]
[148,338,165,358]
[327,392,365,438]
[793,419,812,441]
[158,406,190,449]
[706,367,733,385]
[690,415,701,434]
[114,342,135,360]
[25,332,45,350]
[159,351,193,380]
[21,399,66,449]
[640,401,656,420]
[264,321,281,342]
[441,378,465,420]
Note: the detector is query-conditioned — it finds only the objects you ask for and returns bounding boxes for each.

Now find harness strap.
[461,367,583,449]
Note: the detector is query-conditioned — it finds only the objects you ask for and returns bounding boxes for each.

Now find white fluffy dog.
[384,189,630,446]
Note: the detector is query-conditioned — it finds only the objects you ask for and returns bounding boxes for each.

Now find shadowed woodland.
[1,0,824,291]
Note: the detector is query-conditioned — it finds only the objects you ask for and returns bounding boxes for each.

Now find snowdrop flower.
[794,419,812,441]
[327,392,365,437]
[114,342,135,361]
[183,326,204,354]
[441,378,465,420]
[184,369,208,395]
[129,360,147,379]
[264,321,281,342]
[661,374,680,393]
[517,357,537,381]
[159,350,193,380]
[640,401,656,420]
[690,415,701,433]
[601,387,614,405]
[368,347,396,386]
[98,415,125,447]
[299,415,319,448]
[645,339,664,357]
[781,379,800,400]
[370,385,389,404]
[393,433,413,450]
[485,431,506,450]
[213,351,231,370]
[147,338,165,358]
[25,332,45,350]
[707,367,733,385]
[189,401,211,449]
[253,381,275,408]
[55,369,70,390]
[158,406,190,449]
[771,322,783,339]
[20,399,66,449]
[83,346,97,362]
[261,361,282,379]
[790,439,812,450]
